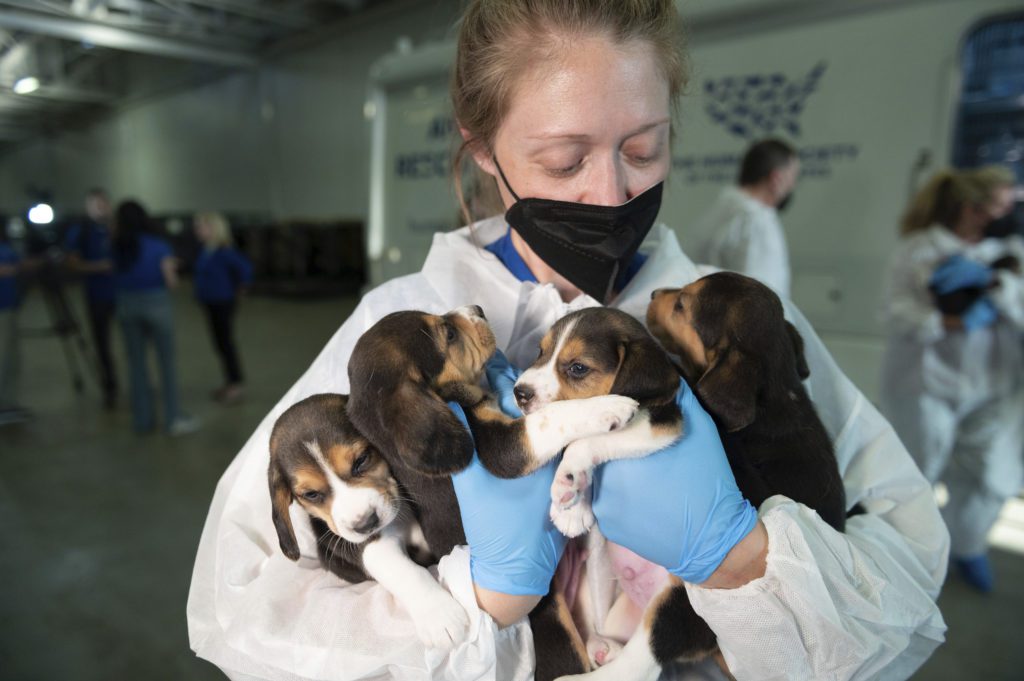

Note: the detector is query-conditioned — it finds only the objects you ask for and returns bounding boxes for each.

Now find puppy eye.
[301,490,324,503]
[674,297,684,312]
[445,324,457,342]
[351,452,371,476]
[567,362,590,378]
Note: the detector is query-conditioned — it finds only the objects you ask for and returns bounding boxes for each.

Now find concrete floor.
[1,285,1021,681]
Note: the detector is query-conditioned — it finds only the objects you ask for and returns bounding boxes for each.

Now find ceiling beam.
[0,7,258,67]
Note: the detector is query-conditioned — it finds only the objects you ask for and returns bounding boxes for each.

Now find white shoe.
[168,415,201,436]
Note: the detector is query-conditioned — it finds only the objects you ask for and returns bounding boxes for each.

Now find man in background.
[697,138,800,298]
[65,188,118,409]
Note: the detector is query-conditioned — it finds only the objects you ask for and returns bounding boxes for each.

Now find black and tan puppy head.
[268,393,400,560]
[346,306,496,477]
[647,272,810,432]
[514,307,678,414]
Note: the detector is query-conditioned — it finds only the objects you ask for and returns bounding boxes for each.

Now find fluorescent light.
[13,77,39,95]
[28,203,53,225]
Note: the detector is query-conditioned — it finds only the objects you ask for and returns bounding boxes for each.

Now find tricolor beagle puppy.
[503,307,684,536]
[268,393,470,649]
[548,271,852,681]
[344,306,649,681]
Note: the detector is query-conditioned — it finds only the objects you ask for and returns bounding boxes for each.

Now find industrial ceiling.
[0,0,385,144]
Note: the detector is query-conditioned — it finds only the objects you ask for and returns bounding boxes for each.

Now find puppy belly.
[606,542,670,611]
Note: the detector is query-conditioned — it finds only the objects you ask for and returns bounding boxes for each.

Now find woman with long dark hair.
[112,199,198,435]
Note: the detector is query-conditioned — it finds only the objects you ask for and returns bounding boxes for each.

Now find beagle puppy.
[268,393,469,649]
[345,306,645,681]
[504,307,684,537]
[553,270,851,679]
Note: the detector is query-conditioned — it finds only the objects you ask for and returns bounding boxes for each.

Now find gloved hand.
[448,351,567,595]
[929,254,994,295]
[960,296,999,332]
[591,378,758,584]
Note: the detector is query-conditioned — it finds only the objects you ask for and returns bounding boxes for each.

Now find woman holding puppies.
[881,166,1023,593]
[189,1,947,680]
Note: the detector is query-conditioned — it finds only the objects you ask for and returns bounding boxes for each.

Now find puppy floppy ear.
[785,321,810,380]
[347,363,474,477]
[610,335,679,403]
[268,460,300,561]
[695,347,759,432]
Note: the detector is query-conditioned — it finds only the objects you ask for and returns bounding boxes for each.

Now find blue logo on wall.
[704,62,827,139]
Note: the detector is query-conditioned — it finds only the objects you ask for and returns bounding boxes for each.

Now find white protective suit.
[187,218,948,681]
[697,186,791,298]
[880,225,1024,557]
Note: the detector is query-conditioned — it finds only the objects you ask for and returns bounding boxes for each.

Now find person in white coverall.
[881,166,1023,594]
[696,138,799,298]
[187,1,948,679]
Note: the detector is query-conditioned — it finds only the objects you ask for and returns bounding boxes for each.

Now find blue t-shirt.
[483,228,648,289]
[65,221,116,303]
[193,247,253,303]
[115,234,174,292]
[0,243,19,310]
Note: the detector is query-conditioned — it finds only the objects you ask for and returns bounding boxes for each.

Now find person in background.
[881,165,1023,593]
[112,200,199,436]
[65,188,118,409]
[696,138,800,297]
[0,220,30,425]
[193,211,252,405]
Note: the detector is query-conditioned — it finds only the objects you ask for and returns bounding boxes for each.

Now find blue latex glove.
[591,378,758,584]
[448,351,567,595]
[929,254,994,295]
[961,296,999,332]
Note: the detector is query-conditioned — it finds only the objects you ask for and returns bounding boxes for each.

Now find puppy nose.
[513,384,534,407]
[651,287,670,301]
[353,511,380,535]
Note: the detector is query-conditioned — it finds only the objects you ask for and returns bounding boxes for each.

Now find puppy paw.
[589,395,639,432]
[407,588,470,650]
[551,498,595,538]
[587,635,624,667]
[551,460,590,509]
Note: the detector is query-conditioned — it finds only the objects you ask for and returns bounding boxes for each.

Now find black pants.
[86,297,117,399]
[203,301,243,385]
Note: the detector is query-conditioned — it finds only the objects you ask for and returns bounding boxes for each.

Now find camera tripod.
[21,257,97,396]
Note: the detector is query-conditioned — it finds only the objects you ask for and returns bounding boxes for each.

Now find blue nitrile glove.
[929,254,994,295]
[590,378,758,584]
[448,351,567,595]
[961,296,999,332]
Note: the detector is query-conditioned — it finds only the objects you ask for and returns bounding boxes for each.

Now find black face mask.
[985,209,1022,239]
[494,158,663,302]
[777,192,794,213]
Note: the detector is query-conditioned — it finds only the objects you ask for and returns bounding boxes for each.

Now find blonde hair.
[900,165,1015,235]
[195,211,233,247]
[450,0,688,226]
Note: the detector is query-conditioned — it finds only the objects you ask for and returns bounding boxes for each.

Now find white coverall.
[187,218,948,681]
[880,225,1024,558]
[697,186,791,298]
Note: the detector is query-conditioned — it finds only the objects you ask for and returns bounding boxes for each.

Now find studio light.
[28,202,54,225]
[13,77,40,95]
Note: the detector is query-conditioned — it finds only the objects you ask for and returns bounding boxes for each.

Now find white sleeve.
[712,215,789,297]
[989,235,1024,330]
[881,242,944,344]
[686,304,949,681]
[186,287,534,681]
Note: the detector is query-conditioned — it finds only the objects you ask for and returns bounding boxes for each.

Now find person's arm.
[160,256,179,289]
[687,303,947,681]
[988,235,1024,330]
[882,241,947,343]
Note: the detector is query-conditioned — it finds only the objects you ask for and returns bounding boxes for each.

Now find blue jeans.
[117,290,180,432]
